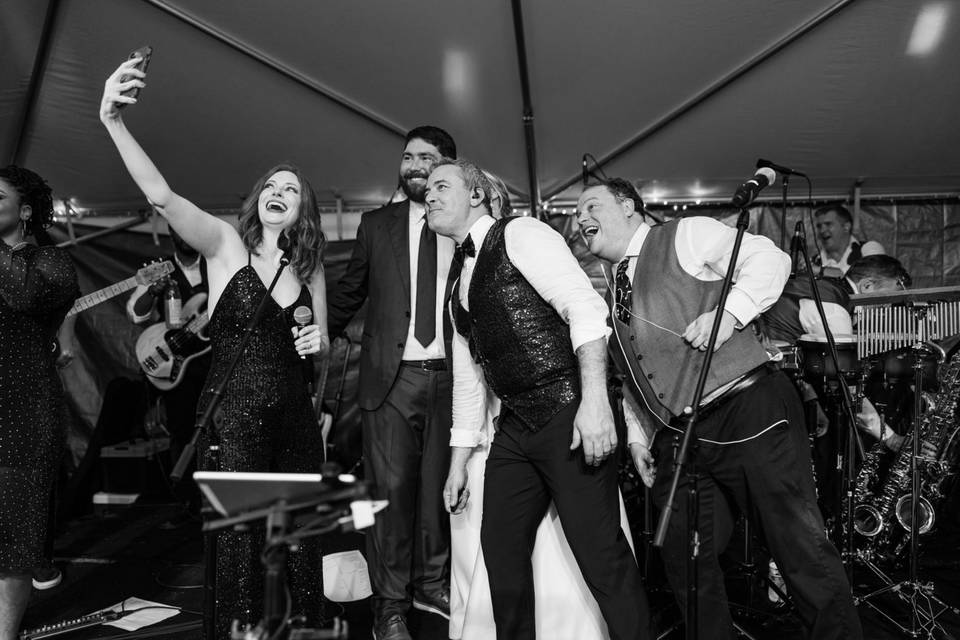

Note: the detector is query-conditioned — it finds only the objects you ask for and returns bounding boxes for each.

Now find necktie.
[415,219,438,347]
[455,234,476,263]
[614,258,633,324]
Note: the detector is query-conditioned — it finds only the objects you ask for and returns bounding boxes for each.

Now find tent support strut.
[541,0,860,201]
[510,0,542,218]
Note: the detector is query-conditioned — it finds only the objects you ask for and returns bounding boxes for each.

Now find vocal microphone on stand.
[293,305,315,395]
[757,158,808,178]
[731,166,778,208]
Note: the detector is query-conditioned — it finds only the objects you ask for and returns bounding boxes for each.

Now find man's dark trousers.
[363,363,452,618]
[480,400,651,640]
[650,371,862,640]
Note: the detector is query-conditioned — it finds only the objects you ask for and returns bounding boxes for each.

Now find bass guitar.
[66,260,174,317]
[136,293,210,391]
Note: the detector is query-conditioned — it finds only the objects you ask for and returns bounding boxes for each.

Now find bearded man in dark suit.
[327,126,458,640]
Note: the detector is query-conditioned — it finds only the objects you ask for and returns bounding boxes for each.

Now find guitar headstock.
[136,260,175,286]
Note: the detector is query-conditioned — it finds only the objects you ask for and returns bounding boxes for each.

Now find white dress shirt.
[402,201,456,360]
[619,217,791,448]
[817,237,885,274]
[449,215,611,448]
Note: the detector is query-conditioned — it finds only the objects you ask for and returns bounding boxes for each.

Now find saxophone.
[852,347,960,558]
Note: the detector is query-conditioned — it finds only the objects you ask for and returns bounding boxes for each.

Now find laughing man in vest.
[432,159,652,640]
[577,178,862,640]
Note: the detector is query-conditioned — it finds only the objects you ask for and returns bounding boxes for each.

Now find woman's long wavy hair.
[238,163,326,284]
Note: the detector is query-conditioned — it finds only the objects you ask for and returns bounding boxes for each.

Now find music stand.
[194,471,369,640]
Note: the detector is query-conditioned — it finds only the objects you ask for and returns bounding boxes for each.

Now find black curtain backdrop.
[52,200,958,479]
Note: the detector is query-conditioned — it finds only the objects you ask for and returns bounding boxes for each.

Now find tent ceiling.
[1,0,958,213]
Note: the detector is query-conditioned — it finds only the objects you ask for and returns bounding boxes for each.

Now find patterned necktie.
[614,258,633,324]
[414,219,437,347]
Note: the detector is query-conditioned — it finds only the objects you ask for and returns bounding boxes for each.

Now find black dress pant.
[362,363,452,619]
[481,400,651,640]
[651,371,862,640]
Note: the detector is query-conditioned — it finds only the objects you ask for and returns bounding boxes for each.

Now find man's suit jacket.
[327,199,458,411]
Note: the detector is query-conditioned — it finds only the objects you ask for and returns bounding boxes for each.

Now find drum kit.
[773,334,942,395]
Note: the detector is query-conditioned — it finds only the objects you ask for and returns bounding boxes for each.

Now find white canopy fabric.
[2,0,959,214]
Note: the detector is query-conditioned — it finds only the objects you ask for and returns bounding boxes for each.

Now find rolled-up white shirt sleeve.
[677,217,790,327]
[450,323,487,448]
[505,217,610,350]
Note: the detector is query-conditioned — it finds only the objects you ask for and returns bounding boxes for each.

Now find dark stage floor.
[20,499,960,639]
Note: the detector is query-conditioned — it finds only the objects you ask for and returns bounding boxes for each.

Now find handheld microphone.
[757,158,807,178]
[293,305,315,394]
[293,306,313,361]
[731,166,777,208]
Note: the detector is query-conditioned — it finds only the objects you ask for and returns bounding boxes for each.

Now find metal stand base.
[853,550,959,639]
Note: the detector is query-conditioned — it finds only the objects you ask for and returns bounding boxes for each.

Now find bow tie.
[456,235,476,260]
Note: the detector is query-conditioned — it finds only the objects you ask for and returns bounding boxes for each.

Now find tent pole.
[140,0,407,140]
[541,0,860,201]
[510,0,543,218]
[56,213,149,249]
[9,0,62,166]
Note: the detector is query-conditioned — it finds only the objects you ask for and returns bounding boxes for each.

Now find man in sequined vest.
[577,178,862,640]
[433,159,651,640]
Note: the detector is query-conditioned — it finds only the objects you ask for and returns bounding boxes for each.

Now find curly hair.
[0,165,55,236]
[238,163,326,284]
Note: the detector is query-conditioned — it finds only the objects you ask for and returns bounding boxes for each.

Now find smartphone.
[118,45,153,107]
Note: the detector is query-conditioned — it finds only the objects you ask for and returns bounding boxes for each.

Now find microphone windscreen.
[293,305,312,327]
[756,166,777,186]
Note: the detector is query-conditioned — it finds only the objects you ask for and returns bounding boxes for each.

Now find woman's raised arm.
[99,57,232,259]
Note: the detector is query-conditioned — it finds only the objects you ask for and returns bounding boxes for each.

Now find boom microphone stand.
[171,243,293,640]
[653,204,752,639]
[792,220,866,577]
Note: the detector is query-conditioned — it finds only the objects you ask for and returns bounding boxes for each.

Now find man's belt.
[401,358,447,371]
[697,362,778,418]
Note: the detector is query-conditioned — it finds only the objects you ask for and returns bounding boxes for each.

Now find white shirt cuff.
[450,428,483,448]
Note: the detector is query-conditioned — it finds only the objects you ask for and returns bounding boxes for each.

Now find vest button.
[629,335,635,341]
[636,354,643,360]
[405,310,411,318]
[647,373,654,379]
[658,393,665,399]
[397,343,403,349]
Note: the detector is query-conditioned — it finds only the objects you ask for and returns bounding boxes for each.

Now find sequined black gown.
[0,244,78,572]
[198,264,324,637]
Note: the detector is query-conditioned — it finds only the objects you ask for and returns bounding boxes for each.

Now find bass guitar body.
[136,293,210,391]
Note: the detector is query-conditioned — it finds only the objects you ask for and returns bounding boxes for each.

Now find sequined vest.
[453,218,579,429]
[613,220,768,420]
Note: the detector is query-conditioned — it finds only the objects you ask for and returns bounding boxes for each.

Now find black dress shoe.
[412,589,450,620]
[372,613,412,640]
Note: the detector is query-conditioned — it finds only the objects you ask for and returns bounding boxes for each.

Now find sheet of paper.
[323,550,372,602]
[99,596,180,631]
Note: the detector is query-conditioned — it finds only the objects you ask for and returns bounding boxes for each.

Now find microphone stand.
[779,174,790,251]
[793,220,866,579]
[170,253,291,640]
[653,206,751,640]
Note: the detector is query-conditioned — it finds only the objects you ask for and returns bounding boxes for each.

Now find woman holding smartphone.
[100,55,329,637]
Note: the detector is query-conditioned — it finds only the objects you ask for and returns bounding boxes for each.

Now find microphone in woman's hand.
[293,306,312,360]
